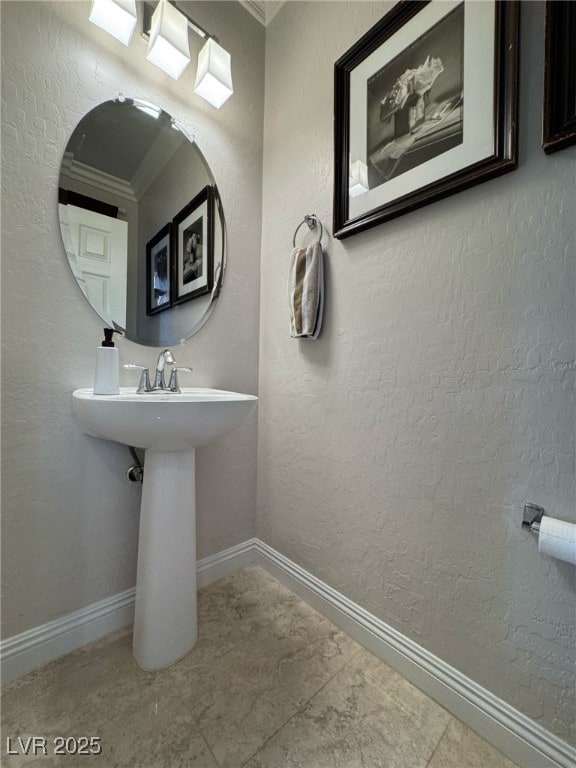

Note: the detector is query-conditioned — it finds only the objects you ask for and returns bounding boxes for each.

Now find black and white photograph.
[173,185,214,305]
[334,0,519,239]
[145,223,171,315]
[367,4,464,187]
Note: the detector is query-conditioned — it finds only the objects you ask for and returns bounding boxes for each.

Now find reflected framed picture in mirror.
[173,186,214,305]
[146,223,172,316]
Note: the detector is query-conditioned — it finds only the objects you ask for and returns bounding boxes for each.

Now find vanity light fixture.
[146,0,190,80]
[89,0,137,45]
[89,0,233,108]
[194,38,234,109]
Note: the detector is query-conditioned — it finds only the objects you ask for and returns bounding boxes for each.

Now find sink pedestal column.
[133,448,197,670]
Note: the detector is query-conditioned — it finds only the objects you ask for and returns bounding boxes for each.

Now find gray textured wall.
[2,0,575,750]
[257,1,576,745]
[1,0,264,638]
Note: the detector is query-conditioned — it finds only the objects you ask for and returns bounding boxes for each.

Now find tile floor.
[2,566,519,768]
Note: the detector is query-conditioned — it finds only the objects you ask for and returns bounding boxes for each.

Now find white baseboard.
[196,537,257,588]
[254,540,576,768]
[0,540,256,685]
[2,538,574,768]
[1,587,136,686]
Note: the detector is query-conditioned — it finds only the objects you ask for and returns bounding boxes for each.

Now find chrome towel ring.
[293,214,323,247]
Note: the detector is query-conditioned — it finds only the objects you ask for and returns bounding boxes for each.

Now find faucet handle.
[168,367,193,393]
[124,364,151,393]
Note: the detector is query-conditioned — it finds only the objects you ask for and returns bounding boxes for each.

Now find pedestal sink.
[72,387,257,670]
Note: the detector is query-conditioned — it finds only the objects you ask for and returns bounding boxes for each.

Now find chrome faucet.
[152,349,175,390]
[124,349,192,394]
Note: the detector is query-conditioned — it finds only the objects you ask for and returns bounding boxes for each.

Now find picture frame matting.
[333,0,520,240]
[172,185,214,306]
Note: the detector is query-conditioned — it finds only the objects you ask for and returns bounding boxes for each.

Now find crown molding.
[239,0,285,27]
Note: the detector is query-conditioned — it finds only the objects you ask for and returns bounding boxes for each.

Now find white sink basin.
[72,385,257,671]
[72,387,257,452]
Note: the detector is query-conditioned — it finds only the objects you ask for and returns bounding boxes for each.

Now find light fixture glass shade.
[349,159,369,197]
[146,0,191,80]
[194,38,233,109]
[89,0,137,45]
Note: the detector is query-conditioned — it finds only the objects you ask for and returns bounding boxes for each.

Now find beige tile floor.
[1,566,518,768]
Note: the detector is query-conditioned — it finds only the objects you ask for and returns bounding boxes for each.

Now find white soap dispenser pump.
[94,328,121,395]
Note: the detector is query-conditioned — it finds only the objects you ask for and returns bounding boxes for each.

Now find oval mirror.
[58,97,225,346]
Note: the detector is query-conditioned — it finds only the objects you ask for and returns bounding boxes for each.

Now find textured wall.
[1,0,264,638]
[257,0,576,745]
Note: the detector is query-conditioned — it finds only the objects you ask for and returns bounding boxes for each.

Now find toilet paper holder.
[522,502,545,533]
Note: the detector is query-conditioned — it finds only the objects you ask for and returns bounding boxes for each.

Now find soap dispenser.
[94,328,121,395]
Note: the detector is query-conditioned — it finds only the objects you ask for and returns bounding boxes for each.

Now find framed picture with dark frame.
[146,223,172,315]
[172,185,214,305]
[542,1,576,154]
[333,0,520,239]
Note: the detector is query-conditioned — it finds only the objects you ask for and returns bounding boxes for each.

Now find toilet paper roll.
[538,516,576,565]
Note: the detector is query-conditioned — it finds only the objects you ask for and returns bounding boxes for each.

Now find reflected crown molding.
[61,152,137,203]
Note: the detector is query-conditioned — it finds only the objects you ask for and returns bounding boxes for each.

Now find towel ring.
[293,214,323,247]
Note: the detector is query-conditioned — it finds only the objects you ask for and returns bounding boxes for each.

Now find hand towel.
[288,240,324,339]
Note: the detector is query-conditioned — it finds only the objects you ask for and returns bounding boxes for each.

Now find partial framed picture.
[172,186,214,305]
[146,223,172,315]
[542,1,576,154]
[333,0,520,239]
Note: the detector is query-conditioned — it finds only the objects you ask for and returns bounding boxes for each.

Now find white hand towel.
[288,241,324,339]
